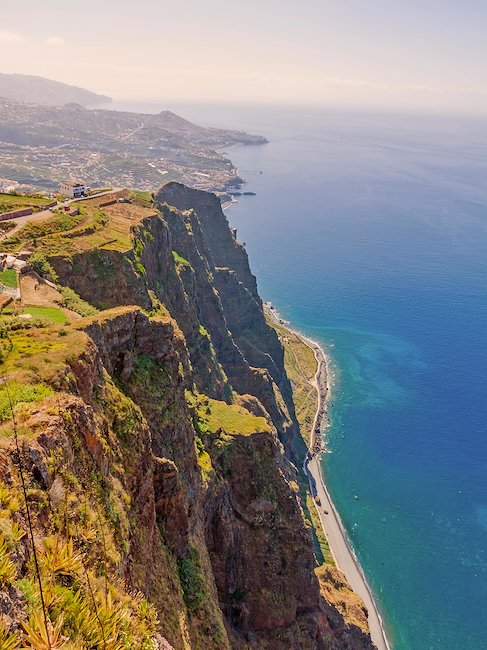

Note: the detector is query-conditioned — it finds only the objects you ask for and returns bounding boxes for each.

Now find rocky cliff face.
[51,184,297,448]
[0,184,375,649]
[205,429,326,648]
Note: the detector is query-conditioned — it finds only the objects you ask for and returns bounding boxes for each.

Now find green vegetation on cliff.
[2,211,85,250]
[172,250,192,270]
[58,286,99,317]
[267,315,317,446]
[190,392,270,436]
[0,183,373,650]
[177,546,206,612]
[0,380,53,423]
[0,317,164,647]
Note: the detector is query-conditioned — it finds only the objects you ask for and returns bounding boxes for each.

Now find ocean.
[113,101,487,649]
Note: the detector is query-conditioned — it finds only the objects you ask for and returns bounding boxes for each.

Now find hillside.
[0,98,267,193]
[0,185,374,649]
[0,73,111,106]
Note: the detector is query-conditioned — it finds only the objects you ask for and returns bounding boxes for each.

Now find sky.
[1,0,487,113]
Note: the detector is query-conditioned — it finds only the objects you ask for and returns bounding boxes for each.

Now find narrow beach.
[267,307,391,650]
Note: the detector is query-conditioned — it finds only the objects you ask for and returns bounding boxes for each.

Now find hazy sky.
[2,0,487,113]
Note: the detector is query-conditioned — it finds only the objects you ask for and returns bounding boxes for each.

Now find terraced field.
[1,190,156,254]
[0,192,52,214]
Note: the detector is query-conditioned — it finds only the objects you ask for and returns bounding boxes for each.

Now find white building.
[60,180,87,198]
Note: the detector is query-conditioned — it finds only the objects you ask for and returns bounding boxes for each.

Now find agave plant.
[55,589,105,649]
[0,483,20,517]
[20,611,67,650]
[0,623,21,650]
[8,521,25,546]
[0,534,17,586]
[40,537,83,580]
[132,592,159,639]
[0,519,26,550]
[48,578,126,650]
[95,591,129,650]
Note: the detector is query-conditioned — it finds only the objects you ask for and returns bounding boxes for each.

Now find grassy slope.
[0,192,51,214]
[20,305,67,323]
[316,564,371,634]
[198,396,270,436]
[0,325,86,432]
[189,392,270,437]
[189,392,271,486]
[0,269,18,289]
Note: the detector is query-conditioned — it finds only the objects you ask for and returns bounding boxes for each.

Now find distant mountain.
[0,73,111,106]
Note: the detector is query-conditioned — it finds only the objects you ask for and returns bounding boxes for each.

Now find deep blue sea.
[115,102,487,649]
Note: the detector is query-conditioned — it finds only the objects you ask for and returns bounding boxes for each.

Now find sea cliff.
[0,184,375,648]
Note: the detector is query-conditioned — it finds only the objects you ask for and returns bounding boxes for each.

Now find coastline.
[265,306,391,650]
[220,198,237,211]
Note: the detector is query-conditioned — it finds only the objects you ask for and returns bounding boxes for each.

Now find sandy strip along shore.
[266,306,391,650]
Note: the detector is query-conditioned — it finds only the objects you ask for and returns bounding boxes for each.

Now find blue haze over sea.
[114,102,487,649]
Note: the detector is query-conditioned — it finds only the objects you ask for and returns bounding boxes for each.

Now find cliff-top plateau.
[0,184,375,649]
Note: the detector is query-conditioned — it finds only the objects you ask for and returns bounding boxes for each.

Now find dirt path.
[19,273,62,306]
[19,272,80,320]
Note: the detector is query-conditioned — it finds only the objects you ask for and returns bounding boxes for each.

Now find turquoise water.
[118,102,487,648]
[208,107,487,650]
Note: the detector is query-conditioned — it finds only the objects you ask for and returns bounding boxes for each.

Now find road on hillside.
[0,188,121,240]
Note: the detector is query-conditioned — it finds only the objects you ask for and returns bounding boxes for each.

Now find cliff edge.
[0,184,375,649]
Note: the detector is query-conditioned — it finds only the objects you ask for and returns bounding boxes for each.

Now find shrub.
[58,287,98,317]
[177,546,205,612]
[2,316,51,331]
[172,250,191,269]
[28,253,59,283]
[134,238,143,257]
[134,261,145,276]
[0,381,53,423]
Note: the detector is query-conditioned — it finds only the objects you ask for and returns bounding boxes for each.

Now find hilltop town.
[0,97,267,194]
